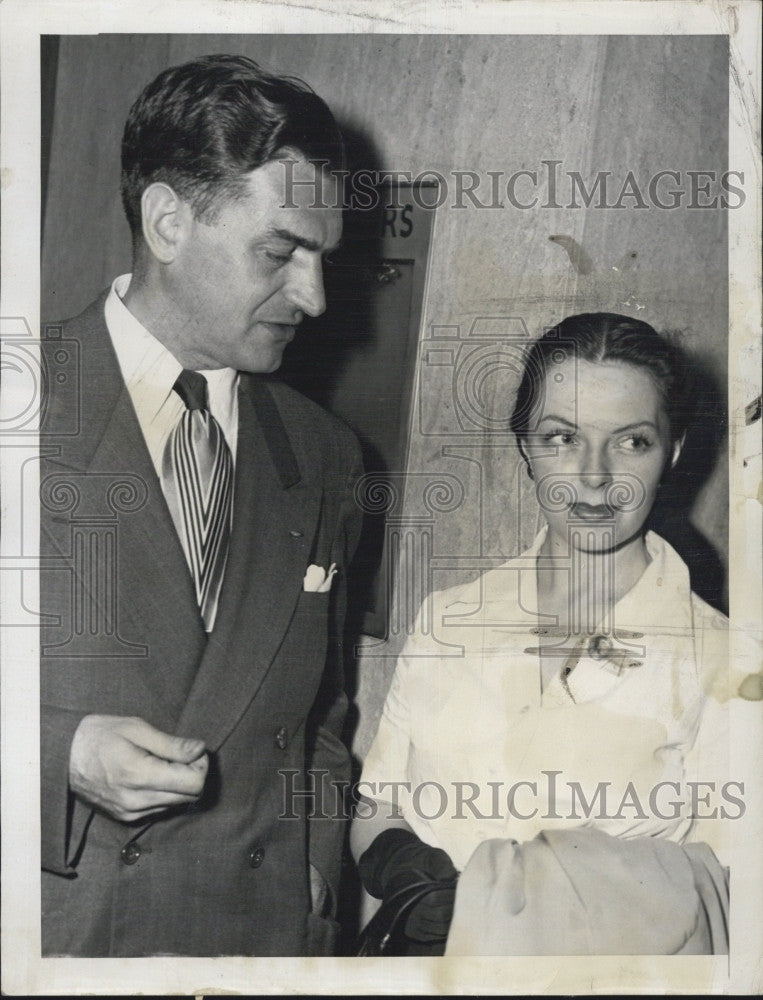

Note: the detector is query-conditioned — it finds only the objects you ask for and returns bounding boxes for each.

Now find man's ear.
[140,182,189,264]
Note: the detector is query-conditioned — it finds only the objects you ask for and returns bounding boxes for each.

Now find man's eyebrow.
[267,227,343,254]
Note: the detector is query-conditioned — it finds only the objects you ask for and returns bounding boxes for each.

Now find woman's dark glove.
[357,828,458,943]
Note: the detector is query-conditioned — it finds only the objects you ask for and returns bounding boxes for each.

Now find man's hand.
[69,714,208,822]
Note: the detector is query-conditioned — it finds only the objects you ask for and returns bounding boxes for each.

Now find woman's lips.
[569,502,616,520]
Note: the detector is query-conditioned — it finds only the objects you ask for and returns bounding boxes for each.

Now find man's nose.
[286,258,326,318]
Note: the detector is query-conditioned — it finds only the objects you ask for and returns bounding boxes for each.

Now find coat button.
[275,726,288,750]
[249,847,265,869]
[120,842,141,865]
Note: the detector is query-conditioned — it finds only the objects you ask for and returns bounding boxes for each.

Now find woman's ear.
[670,433,686,470]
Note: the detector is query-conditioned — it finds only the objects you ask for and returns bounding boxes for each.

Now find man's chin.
[238,347,287,375]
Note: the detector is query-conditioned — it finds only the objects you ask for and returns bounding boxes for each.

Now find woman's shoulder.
[425,556,528,619]
[425,535,543,618]
[397,556,530,670]
[689,590,728,631]
[688,590,762,703]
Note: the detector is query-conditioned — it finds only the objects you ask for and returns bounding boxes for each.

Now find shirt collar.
[512,525,694,635]
[105,273,182,413]
[614,530,694,632]
[104,273,238,413]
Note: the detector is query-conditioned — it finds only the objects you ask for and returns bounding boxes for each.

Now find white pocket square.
[303,562,337,593]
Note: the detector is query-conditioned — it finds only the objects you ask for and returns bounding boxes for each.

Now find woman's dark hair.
[510,312,694,449]
[120,54,345,238]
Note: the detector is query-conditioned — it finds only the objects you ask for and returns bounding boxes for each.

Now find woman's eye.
[543,430,576,445]
[619,434,653,451]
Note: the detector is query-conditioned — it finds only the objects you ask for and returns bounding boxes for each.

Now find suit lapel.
[52,299,322,743]
[174,376,322,748]
[94,384,211,714]
[90,382,205,615]
[45,298,207,718]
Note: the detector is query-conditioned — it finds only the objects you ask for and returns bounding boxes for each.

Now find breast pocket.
[295,589,331,610]
[297,589,331,628]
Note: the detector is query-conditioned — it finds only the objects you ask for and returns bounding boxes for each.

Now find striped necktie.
[161,369,234,632]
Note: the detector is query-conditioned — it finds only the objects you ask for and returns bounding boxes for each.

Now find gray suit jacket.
[40,293,363,956]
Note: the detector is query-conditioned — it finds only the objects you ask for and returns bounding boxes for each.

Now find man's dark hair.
[120,53,345,238]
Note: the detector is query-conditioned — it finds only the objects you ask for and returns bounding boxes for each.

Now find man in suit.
[40,54,362,956]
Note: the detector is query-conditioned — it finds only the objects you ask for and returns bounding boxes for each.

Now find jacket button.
[120,842,141,865]
[249,847,265,869]
[275,726,288,750]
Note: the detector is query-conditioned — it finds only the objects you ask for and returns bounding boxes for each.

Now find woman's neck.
[536,529,651,634]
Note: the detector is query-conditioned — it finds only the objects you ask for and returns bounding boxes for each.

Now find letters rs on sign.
[381,205,414,239]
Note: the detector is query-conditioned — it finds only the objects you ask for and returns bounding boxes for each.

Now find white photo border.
[1,0,760,994]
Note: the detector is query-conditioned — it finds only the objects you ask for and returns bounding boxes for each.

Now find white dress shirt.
[361,529,751,870]
[104,273,239,472]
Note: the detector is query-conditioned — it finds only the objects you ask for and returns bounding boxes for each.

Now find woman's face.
[522,357,680,553]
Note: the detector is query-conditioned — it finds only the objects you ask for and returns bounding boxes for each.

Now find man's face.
[169,158,342,372]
